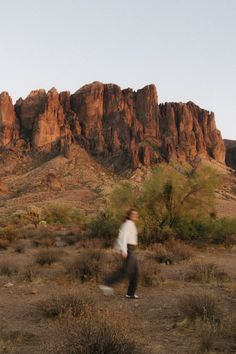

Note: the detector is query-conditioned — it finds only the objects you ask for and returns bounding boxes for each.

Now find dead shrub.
[61,232,81,246]
[196,319,219,352]
[38,237,55,248]
[14,240,26,253]
[0,239,10,250]
[165,239,194,262]
[0,329,37,348]
[151,243,172,264]
[139,258,164,287]
[178,292,222,323]
[220,315,236,346]
[0,260,18,276]
[37,291,93,319]
[0,226,20,243]
[22,264,41,282]
[45,311,140,354]
[65,249,105,282]
[184,262,230,283]
[195,316,236,353]
[151,239,194,264]
[35,249,62,266]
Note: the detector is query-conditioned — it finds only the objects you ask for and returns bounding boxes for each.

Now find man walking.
[99,209,139,299]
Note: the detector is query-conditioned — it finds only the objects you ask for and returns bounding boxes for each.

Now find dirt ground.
[0,241,235,354]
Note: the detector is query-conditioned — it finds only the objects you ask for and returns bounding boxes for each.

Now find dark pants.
[105,245,138,296]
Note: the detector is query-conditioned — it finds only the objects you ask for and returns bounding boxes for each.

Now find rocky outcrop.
[0,82,226,169]
[159,102,225,163]
[224,140,236,170]
[0,92,18,147]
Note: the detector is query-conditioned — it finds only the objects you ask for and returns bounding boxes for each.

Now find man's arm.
[120,222,130,258]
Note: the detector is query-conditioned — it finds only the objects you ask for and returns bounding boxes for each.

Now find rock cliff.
[0,82,226,169]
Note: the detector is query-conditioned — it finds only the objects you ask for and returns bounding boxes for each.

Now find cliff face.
[224,140,236,170]
[0,92,18,147]
[0,82,226,169]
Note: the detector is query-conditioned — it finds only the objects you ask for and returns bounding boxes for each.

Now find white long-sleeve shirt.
[115,219,138,254]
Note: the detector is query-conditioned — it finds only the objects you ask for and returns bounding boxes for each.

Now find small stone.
[3,282,14,288]
[31,288,38,295]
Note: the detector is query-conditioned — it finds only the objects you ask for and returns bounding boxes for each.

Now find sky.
[0,0,235,139]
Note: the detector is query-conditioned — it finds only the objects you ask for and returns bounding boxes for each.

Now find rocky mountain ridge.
[0,82,226,170]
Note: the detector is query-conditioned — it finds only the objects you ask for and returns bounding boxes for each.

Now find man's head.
[127,209,139,222]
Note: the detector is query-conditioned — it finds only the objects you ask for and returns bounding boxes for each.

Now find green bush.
[88,211,119,243]
[44,204,87,227]
[175,217,236,244]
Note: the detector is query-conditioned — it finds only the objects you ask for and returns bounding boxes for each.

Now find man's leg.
[126,255,139,297]
[105,260,126,286]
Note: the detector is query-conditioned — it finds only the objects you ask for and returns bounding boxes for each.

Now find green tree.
[106,163,219,244]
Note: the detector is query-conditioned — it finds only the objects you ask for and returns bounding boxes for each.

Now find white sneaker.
[99,285,114,296]
[125,294,139,299]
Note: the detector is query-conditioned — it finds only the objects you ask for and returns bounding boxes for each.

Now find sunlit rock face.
[0,82,226,168]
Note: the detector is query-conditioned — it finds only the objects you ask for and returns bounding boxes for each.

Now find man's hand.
[122,251,128,259]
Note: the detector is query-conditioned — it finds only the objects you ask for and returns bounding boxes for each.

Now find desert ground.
[0,227,235,354]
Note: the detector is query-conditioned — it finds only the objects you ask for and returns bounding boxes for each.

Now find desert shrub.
[76,237,105,249]
[175,216,236,244]
[45,312,140,354]
[35,249,62,266]
[151,243,172,264]
[37,291,93,319]
[105,163,219,245]
[139,258,163,286]
[184,263,230,283]
[178,292,222,323]
[196,319,219,352]
[14,240,26,253]
[37,237,55,248]
[60,231,81,246]
[88,211,119,242]
[22,264,41,282]
[0,226,20,243]
[65,249,105,282]
[151,239,194,264]
[195,316,236,353]
[44,204,87,227]
[211,218,236,245]
[220,316,236,349]
[0,260,18,276]
[165,239,194,262]
[0,329,37,348]
[0,239,10,250]
[14,206,42,229]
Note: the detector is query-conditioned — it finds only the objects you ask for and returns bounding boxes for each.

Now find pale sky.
[0,0,235,139]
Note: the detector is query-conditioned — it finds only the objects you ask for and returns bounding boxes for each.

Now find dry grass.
[37,291,93,319]
[44,311,141,354]
[0,239,10,250]
[151,239,194,264]
[14,240,26,253]
[0,260,18,276]
[139,258,164,287]
[0,225,20,243]
[195,315,236,353]
[21,263,41,282]
[0,329,37,351]
[35,249,63,266]
[196,319,219,352]
[65,249,105,282]
[184,262,230,284]
[178,291,222,323]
